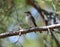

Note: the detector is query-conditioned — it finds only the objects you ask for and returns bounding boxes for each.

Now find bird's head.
[24,11,32,16]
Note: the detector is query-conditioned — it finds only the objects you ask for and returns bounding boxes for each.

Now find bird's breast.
[26,16,35,27]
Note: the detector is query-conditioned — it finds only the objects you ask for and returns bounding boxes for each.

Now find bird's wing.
[31,16,37,27]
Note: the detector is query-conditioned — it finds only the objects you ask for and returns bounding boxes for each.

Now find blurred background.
[0,0,60,47]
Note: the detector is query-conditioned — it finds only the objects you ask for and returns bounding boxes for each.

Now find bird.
[24,11,37,28]
[24,11,42,33]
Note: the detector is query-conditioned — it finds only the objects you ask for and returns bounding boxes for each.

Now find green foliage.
[0,0,60,47]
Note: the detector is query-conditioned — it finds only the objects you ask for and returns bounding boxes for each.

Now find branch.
[26,0,57,15]
[0,24,60,38]
[51,31,60,47]
[26,0,54,25]
[26,0,60,46]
